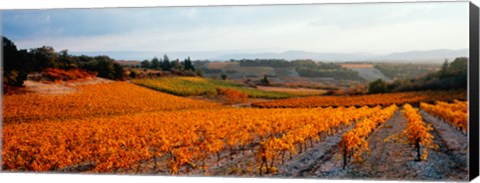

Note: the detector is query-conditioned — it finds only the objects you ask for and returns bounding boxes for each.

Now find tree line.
[237,58,362,80]
[368,57,468,94]
[2,36,200,87]
[138,55,198,76]
[3,36,126,87]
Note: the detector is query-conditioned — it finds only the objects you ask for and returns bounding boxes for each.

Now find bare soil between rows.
[271,108,467,181]
[47,106,468,181]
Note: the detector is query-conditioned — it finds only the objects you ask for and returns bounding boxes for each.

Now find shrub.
[221,74,228,80]
[3,70,27,87]
[368,79,388,94]
[217,88,248,103]
[44,68,96,82]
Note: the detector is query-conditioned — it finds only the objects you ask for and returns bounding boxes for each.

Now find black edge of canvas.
[469,1,480,181]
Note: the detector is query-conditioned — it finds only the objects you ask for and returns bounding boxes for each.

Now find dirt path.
[420,110,467,151]
[273,109,415,179]
[20,77,113,95]
[419,110,468,180]
[258,109,413,179]
[338,108,468,181]
[343,109,421,180]
[276,126,353,178]
[200,124,356,177]
[206,148,258,176]
[22,80,78,94]
[343,108,468,181]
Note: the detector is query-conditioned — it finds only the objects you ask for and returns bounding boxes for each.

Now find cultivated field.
[341,64,391,82]
[1,77,468,181]
[251,90,466,108]
[255,86,327,96]
[3,82,220,124]
[340,64,374,68]
[131,77,315,99]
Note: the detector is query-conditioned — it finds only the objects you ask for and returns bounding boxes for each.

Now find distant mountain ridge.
[71,51,231,61]
[212,50,378,61]
[214,49,468,62]
[72,48,468,62]
[376,49,468,60]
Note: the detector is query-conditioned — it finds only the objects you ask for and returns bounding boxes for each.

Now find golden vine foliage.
[257,106,381,173]
[251,90,466,108]
[3,106,383,173]
[402,104,438,161]
[4,81,461,174]
[420,101,468,133]
[339,105,398,165]
[3,82,220,124]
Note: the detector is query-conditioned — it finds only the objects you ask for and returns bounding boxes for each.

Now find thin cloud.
[3,2,469,55]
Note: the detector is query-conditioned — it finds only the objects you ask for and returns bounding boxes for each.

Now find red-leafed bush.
[44,68,96,82]
[217,88,248,103]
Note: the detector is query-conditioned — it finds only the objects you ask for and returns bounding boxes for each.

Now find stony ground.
[270,107,468,181]
[160,107,468,181]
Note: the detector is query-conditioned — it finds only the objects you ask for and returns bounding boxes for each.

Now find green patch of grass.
[131,77,294,99]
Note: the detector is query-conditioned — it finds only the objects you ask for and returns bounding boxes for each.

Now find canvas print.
[0,1,473,181]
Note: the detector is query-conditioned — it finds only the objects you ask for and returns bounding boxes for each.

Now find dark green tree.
[151,57,160,69]
[3,36,19,71]
[129,70,138,78]
[438,59,449,78]
[437,57,467,79]
[58,49,76,69]
[161,54,171,71]
[260,74,270,85]
[4,70,27,87]
[81,56,124,80]
[220,74,228,80]
[17,49,34,73]
[183,56,195,71]
[172,59,184,70]
[140,60,151,68]
[449,57,467,75]
[30,46,58,71]
[113,63,126,80]
[368,79,388,94]
[2,37,28,87]
[77,55,93,63]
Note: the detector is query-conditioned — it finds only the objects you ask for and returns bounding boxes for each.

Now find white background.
[0,0,479,183]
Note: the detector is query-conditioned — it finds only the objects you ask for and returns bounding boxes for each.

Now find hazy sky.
[2,1,469,54]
